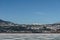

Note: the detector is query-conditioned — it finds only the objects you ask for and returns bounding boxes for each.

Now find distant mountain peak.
[0,19,5,22]
[0,19,18,26]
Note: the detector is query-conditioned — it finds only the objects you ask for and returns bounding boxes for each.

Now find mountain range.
[0,19,60,33]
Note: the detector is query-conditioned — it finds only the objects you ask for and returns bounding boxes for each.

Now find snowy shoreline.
[0,33,60,35]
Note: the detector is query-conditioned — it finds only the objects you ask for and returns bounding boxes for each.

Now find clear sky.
[0,0,60,24]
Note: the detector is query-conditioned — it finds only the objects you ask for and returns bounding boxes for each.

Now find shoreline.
[0,33,60,34]
[0,33,60,36]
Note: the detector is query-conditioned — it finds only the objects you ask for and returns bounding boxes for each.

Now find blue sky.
[0,0,60,24]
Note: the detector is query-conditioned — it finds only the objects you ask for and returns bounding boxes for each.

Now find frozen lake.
[0,33,60,40]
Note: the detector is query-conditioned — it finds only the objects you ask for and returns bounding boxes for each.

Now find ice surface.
[0,34,60,40]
